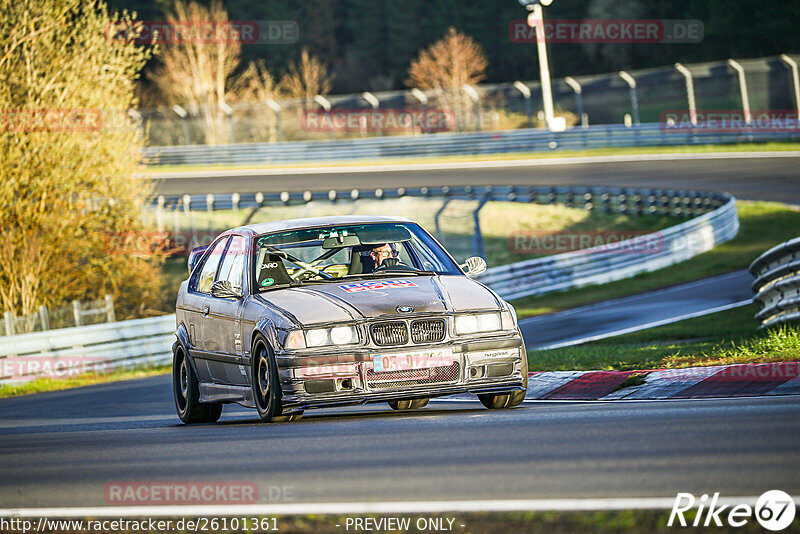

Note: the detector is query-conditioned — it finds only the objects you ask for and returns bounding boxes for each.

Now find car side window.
[217,235,246,291]
[196,237,229,293]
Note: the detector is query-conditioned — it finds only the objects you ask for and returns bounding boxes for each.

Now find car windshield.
[253,222,462,289]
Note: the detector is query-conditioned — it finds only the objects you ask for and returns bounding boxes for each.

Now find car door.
[183,236,229,382]
[202,234,249,386]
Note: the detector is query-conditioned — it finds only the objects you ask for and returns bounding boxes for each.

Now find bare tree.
[148,0,241,144]
[281,48,334,109]
[407,27,488,131]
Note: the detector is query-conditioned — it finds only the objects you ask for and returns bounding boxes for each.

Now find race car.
[173,215,528,423]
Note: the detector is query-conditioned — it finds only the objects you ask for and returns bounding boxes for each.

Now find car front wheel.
[389,398,430,410]
[173,347,222,424]
[478,348,528,409]
[252,337,302,422]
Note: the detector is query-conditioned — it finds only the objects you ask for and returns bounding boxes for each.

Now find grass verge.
[143,141,800,173]
[0,365,170,399]
[528,303,800,372]
[513,201,800,317]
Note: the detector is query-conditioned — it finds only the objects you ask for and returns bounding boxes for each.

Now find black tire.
[389,398,430,411]
[478,343,528,410]
[252,336,300,422]
[173,347,223,424]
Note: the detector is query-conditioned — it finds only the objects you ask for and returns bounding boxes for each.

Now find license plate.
[372,349,454,373]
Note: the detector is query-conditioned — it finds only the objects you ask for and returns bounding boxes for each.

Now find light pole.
[618,71,640,126]
[780,54,800,117]
[519,0,557,130]
[564,76,587,127]
[314,95,334,139]
[463,84,481,131]
[513,81,533,127]
[172,104,190,144]
[728,59,752,125]
[410,88,431,134]
[675,63,697,126]
[362,91,380,136]
[219,101,235,144]
[266,98,283,142]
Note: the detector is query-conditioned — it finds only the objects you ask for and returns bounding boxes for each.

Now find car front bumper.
[275,334,526,411]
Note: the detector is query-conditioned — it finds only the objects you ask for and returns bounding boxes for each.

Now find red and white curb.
[525,362,800,401]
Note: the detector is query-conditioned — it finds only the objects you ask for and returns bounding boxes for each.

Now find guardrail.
[142,123,800,167]
[749,237,800,328]
[0,315,175,384]
[157,185,739,302]
[478,190,738,300]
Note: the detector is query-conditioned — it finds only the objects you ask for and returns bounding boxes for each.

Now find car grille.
[366,362,460,390]
[371,321,408,346]
[410,319,445,343]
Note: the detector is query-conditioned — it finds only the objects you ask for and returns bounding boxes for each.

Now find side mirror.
[461,256,487,277]
[188,245,209,274]
[210,280,243,299]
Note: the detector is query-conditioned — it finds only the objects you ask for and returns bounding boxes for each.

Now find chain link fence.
[139,55,800,147]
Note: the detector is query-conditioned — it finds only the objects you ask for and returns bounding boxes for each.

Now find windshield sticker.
[339,280,417,293]
[261,277,275,287]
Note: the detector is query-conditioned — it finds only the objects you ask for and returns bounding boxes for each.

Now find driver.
[369,243,398,271]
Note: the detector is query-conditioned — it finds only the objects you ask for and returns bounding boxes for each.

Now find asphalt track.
[1,152,798,511]
[1,377,798,508]
[520,270,754,350]
[148,152,800,204]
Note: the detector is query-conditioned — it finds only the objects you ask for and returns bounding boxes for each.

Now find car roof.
[233,215,417,235]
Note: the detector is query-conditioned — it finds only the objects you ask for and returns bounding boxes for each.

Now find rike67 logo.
[669,490,796,531]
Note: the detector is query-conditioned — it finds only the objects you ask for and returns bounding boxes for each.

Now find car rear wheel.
[252,337,302,423]
[478,347,528,409]
[173,348,223,424]
[388,398,430,410]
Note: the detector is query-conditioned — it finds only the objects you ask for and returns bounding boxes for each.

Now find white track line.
[4,496,793,517]
[143,151,800,179]
[532,299,752,351]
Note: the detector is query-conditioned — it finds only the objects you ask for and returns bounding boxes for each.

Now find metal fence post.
[434,198,452,240]
[105,294,116,323]
[471,196,490,259]
[4,311,14,337]
[73,300,82,327]
[39,306,50,331]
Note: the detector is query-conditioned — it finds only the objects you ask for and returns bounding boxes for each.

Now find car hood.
[252,275,501,325]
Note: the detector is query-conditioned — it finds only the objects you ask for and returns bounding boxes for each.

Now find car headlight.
[501,310,516,331]
[330,326,357,345]
[306,328,328,347]
[285,330,306,349]
[285,326,359,349]
[455,312,505,335]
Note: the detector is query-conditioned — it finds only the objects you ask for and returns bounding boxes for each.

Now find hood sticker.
[339,280,418,293]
